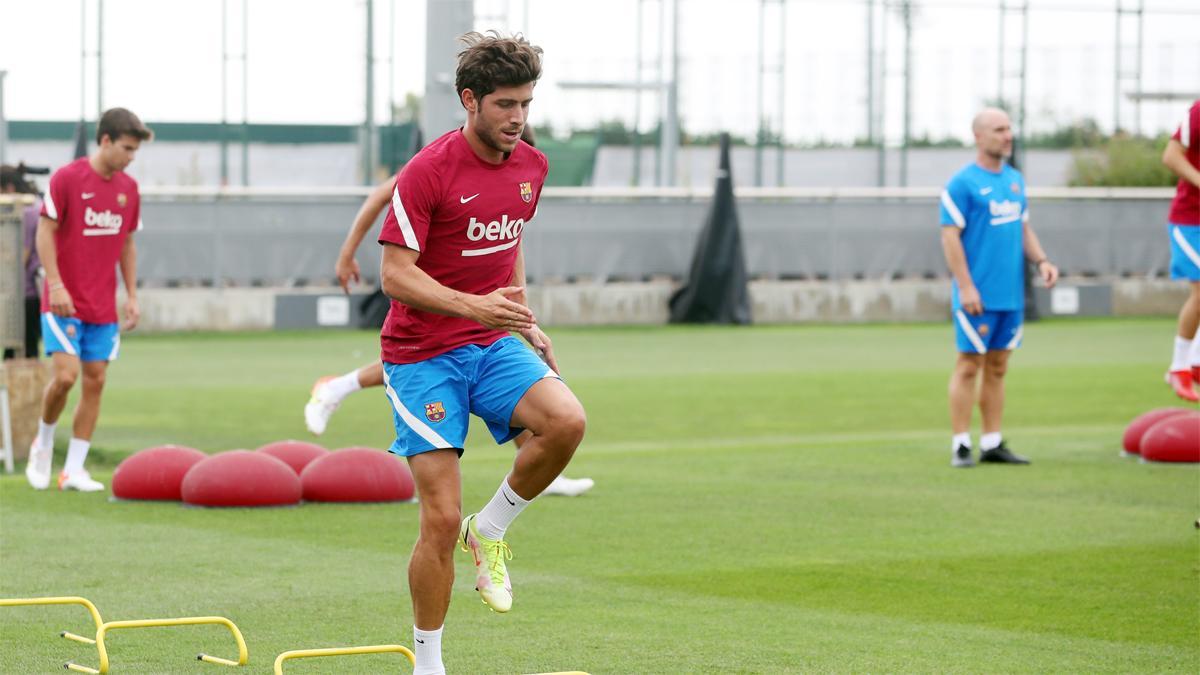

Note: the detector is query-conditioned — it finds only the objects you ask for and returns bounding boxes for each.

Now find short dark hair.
[455,31,543,106]
[96,107,153,144]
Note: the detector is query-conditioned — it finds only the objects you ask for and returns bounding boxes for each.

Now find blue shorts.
[953,308,1023,354]
[1168,223,1200,281]
[381,336,559,457]
[41,313,121,362]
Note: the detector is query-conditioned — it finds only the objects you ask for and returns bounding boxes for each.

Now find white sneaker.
[58,470,105,492]
[541,475,595,497]
[25,442,53,490]
[303,376,339,435]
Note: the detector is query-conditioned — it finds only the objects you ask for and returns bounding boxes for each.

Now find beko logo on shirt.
[83,206,123,235]
[987,199,1022,225]
[466,215,524,242]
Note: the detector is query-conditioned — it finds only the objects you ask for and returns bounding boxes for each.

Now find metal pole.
[776,0,785,187]
[80,0,86,121]
[866,0,874,145]
[633,0,643,187]
[97,0,103,117]
[0,71,7,165]
[661,0,678,187]
[241,0,249,186]
[998,1,1005,102]
[364,0,376,185]
[654,0,664,186]
[1134,0,1143,134]
[389,0,396,124]
[1017,0,1028,170]
[221,0,229,186]
[755,0,765,187]
[900,0,912,187]
[877,0,887,187]
[1114,0,1121,133]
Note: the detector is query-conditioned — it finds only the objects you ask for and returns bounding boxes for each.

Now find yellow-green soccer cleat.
[460,514,513,613]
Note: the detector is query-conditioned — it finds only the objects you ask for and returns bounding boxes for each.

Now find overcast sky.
[2,0,1197,143]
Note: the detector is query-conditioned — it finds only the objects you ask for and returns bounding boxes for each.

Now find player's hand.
[959,285,983,316]
[49,284,75,317]
[1037,260,1059,289]
[122,296,141,331]
[470,286,535,331]
[336,255,361,294]
[519,324,559,375]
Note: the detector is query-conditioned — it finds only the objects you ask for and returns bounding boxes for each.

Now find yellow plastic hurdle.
[64,616,249,674]
[0,595,105,644]
[273,644,415,674]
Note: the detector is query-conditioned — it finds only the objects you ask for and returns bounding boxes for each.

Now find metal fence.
[135,186,1174,287]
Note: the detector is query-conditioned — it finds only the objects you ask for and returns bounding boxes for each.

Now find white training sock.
[951,432,971,451]
[323,369,363,402]
[64,437,91,474]
[476,477,531,541]
[412,625,445,675]
[980,432,1002,451]
[1171,335,1191,372]
[1189,334,1200,368]
[36,420,57,451]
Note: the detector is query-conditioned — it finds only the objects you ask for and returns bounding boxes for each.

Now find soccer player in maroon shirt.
[377,32,585,674]
[26,108,151,492]
[1161,99,1200,402]
[303,125,594,497]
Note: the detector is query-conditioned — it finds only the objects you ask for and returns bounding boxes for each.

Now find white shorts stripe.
[1173,226,1200,268]
[955,310,987,354]
[391,186,420,252]
[107,334,121,361]
[1005,326,1024,350]
[381,367,452,449]
[941,190,966,228]
[43,313,77,356]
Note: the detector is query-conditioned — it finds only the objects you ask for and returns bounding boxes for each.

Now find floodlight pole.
[221,0,229,186]
[97,0,104,118]
[899,0,912,187]
[241,0,249,186]
[364,0,376,186]
[661,0,679,187]
[0,71,7,165]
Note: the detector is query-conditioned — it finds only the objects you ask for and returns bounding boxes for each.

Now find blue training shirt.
[939,162,1028,312]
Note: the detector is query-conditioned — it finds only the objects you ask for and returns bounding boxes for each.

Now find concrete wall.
[122,277,1189,332]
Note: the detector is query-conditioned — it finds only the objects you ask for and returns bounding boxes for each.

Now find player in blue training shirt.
[939,108,1059,468]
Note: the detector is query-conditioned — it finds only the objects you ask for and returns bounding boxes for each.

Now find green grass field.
[1,318,1197,673]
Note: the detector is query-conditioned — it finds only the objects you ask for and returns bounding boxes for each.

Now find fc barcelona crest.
[1010,183,1020,194]
[424,401,446,423]
[117,193,128,207]
[519,181,532,203]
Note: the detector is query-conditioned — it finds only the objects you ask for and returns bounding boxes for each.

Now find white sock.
[476,477,531,541]
[951,432,971,451]
[36,420,57,451]
[323,369,363,402]
[412,625,444,675]
[1189,334,1200,368]
[64,437,91,474]
[980,432,1002,451]
[1171,335,1191,372]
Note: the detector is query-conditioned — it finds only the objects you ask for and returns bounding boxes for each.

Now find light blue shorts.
[382,336,559,457]
[41,313,120,362]
[1168,223,1200,281]
[952,308,1023,354]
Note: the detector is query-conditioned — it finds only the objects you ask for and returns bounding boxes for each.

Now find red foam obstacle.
[112,445,208,501]
[255,439,329,475]
[300,447,415,503]
[1140,412,1200,463]
[181,450,302,507]
[1122,408,1193,455]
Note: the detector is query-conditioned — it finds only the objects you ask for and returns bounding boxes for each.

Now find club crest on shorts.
[978,323,990,336]
[65,323,78,338]
[424,401,446,423]
[117,192,128,207]
[519,181,532,203]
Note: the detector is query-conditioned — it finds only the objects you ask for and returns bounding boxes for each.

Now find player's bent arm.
[340,178,394,262]
[1162,139,1200,189]
[380,243,534,331]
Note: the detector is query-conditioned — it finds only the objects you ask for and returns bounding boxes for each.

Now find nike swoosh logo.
[503,491,516,506]
[460,193,480,203]
[416,639,425,644]
[979,187,993,195]
[82,192,96,199]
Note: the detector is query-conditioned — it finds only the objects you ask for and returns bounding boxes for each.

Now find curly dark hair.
[455,31,543,106]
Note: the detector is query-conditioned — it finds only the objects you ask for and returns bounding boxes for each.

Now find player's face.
[99,134,142,173]
[468,83,534,157]
[977,116,1013,160]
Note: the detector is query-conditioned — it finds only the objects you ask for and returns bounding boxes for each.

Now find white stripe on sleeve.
[1181,113,1191,149]
[43,178,59,220]
[941,190,966,228]
[391,185,420,251]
